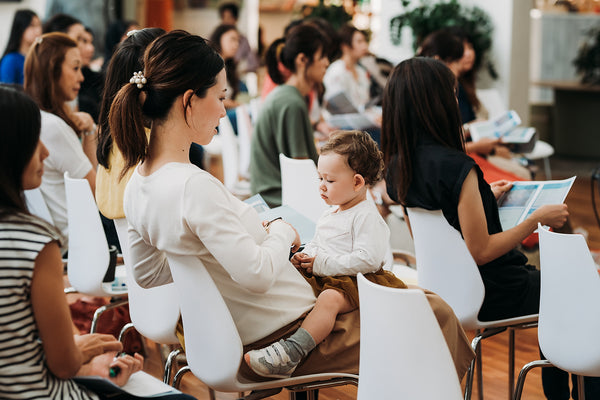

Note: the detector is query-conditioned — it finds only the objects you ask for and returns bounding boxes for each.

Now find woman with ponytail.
[110,30,473,383]
[249,24,330,207]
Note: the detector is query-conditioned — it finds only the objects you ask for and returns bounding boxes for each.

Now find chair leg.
[118,322,135,342]
[172,365,190,389]
[512,359,552,400]
[508,328,515,400]
[465,327,508,400]
[164,348,183,384]
[477,341,483,400]
[577,374,585,400]
[90,298,128,333]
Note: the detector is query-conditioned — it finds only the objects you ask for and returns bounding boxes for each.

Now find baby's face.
[317,152,361,210]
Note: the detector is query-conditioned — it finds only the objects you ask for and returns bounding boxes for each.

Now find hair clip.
[130,71,147,89]
[127,29,139,38]
[34,37,43,45]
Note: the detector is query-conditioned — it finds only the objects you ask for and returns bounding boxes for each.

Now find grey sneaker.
[244,341,299,378]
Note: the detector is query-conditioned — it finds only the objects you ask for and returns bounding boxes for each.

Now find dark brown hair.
[209,24,240,100]
[24,32,80,134]
[381,57,464,203]
[109,30,224,176]
[97,27,165,169]
[265,24,328,84]
[320,130,383,186]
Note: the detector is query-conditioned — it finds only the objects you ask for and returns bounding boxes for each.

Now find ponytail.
[109,82,147,179]
[265,38,286,84]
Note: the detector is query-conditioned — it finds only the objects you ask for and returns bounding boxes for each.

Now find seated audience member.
[209,24,242,110]
[323,25,371,112]
[102,19,140,70]
[108,31,474,383]
[24,33,96,251]
[218,1,260,73]
[250,24,328,207]
[0,9,42,85]
[0,84,151,400]
[246,130,407,378]
[417,29,530,181]
[381,57,600,399]
[96,28,166,226]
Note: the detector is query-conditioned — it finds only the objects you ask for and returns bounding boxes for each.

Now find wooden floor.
[138,156,600,399]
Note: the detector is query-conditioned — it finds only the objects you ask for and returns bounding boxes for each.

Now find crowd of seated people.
[0,6,586,399]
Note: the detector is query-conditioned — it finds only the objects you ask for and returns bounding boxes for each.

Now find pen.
[265,216,282,228]
[108,352,126,377]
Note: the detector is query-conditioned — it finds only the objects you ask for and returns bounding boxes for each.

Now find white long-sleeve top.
[123,163,316,345]
[302,199,390,277]
[323,59,371,111]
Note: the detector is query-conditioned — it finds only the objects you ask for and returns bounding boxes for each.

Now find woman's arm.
[458,169,568,265]
[31,241,122,379]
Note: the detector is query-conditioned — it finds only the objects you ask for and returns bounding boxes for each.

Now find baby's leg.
[301,289,355,345]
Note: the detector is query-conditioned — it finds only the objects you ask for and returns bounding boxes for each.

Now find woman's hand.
[466,137,499,156]
[74,333,123,364]
[77,351,144,387]
[530,204,569,229]
[72,111,96,134]
[264,219,302,252]
[493,144,512,159]
[490,180,513,200]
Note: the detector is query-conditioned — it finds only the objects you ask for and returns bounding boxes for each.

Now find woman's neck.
[286,74,312,97]
[18,41,30,56]
[142,118,191,176]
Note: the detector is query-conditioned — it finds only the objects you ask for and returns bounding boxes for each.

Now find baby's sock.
[282,327,316,362]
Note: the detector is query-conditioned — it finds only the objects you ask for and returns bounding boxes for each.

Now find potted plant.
[389,0,496,78]
[573,26,600,85]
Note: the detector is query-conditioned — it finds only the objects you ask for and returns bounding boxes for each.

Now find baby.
[245,130,406,378]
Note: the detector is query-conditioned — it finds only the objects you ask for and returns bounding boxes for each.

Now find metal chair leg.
[164,348,183,384]
[577,374,586,400]
[477,340,483,400]
[90,298,128,333]
[512,359,551,400]
[118,322,134,342]
[508,328,515,400]
[172,365,190,389]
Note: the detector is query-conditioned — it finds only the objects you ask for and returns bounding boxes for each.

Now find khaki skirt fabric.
[300,269,407,309]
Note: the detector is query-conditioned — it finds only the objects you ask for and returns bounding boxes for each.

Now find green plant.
[573,26,600,85]
[390,0,496,78]
[303,0,352,31]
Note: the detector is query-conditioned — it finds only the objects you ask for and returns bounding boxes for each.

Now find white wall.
[0,0,46,54]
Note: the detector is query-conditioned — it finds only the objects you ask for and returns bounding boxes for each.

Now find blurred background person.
[0,9,42,85]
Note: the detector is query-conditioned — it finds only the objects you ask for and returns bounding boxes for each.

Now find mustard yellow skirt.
[300,269,407,309]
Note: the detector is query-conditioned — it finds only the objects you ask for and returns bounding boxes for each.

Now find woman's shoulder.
[0,52,24,65]
[417,143,474,169]
[0,212,63,245]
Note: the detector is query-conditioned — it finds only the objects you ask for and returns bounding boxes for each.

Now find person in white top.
[245,130,407,378]
[110,31,473,384]
[24,32,97,248]
[323,25,371,111]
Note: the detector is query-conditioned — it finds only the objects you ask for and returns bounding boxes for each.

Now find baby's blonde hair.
[320,130,384,185]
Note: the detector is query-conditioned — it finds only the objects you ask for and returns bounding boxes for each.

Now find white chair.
[279,153,329,223]
[166,253,358,398]
[406,207,538,400]
[64,172,128,333]
[236,104,253,180]
[113,218,182,383]
[219,115,250,198]
[24,188,54,224]
[357,274,462,400]
[513,225,600,400]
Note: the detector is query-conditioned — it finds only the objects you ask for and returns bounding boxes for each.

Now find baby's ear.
[354,174,365,191]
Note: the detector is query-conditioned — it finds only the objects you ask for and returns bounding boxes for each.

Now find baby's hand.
[293,253,315,274]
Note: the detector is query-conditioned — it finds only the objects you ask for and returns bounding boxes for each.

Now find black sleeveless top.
[386,139,539,321]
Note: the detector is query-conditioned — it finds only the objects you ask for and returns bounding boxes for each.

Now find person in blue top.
[0,9,42,85]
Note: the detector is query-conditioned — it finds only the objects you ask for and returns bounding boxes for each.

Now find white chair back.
[279,153,329,223]
[476,88,507,119]
[538,225,600,376]
[357,274,462,399]
[406,207,484,329]
[24,188,54,224]
[166,254,242,391]
[166,253,358,393]
[114,218,180,344]
[219,115,240,193]
[236,104,253,180]
[64,172,112,297]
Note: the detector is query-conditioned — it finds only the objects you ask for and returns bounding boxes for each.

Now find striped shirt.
[0,214,98,400]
